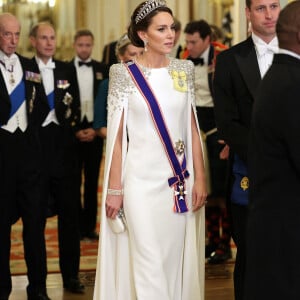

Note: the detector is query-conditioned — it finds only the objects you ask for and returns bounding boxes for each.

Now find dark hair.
[276,1,300,37]
[29,22,54,38]
[74,29,94,42]
[246,0,251,9]
[184,20,212,40]
[127,1,173,48]
[210,24,224,42]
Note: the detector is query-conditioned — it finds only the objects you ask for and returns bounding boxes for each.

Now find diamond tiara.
[135,0,167,24]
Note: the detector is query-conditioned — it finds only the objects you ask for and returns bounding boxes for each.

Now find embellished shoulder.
[108,63,133,96]
[169,58,194,77]
[107,63,135,121]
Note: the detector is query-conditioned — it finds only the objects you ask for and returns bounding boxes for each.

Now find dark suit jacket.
[33,58,81,217]
[0,54,44,127]
[213,37,261,163]
[208,44,216,98]
[34,58,81,132]
[0,54,45,223]
[69,58,108,130]
[69,58,108,98]
[245,54,300,300]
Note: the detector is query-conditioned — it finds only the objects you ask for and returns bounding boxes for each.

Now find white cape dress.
[93,58,205,300]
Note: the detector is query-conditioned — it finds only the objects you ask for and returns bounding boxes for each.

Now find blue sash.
[231,154,249,206]
[9,80,25,118]
[126,61,189,213]
[47,91,55,110]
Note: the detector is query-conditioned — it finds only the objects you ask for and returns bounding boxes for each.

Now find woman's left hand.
[192,180,207,212]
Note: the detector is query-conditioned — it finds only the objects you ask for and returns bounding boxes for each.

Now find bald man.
[0,13,50,300]
[245,2,300,299]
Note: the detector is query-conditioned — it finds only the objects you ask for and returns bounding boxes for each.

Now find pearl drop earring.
[144,40,148,52]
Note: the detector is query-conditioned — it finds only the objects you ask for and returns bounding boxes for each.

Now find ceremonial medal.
[57,80,70,89]
[9,74,15,85]
[174,182,187,201]
[65,108,71,119]
[62,92,73,119]
[171,70,187,92]
[0,61,16,85]
[174,139,185,155]
[25,71,41,83]
[29,86,36,113]
[240,176,249,191]
[63,92,73,106]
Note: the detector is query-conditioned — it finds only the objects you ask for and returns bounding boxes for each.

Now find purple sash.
[126,61,189,213]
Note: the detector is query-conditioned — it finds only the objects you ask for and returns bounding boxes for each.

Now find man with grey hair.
[0,13,50,300]
[245,1,300,299]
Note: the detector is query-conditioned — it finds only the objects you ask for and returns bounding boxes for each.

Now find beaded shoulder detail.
[107,59,196,121]
[107,63,136,121]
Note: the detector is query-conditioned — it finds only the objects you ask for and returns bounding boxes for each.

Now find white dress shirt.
[36,57,60,127]
[252,33,278,78]
[194,46,214,107]
[75,56,94,122]
[0,51,27,133]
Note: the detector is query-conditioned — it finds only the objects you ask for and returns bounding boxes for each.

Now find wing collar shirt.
[0,51,27,132]
[252,33,278,78]
[75,56,94,122]
[36,57,59,127]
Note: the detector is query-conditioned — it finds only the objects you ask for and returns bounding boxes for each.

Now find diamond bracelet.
[107,188,124,196]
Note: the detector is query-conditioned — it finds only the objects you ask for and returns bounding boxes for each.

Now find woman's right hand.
[106,195,123,219]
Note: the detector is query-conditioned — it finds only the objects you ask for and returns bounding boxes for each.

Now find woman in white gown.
[93,1,207,299]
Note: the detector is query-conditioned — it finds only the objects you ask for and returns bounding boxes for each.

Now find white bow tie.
[0,57,16,72]
[4,56,16,63]
[256,44,278,57]
[39,61,55,71]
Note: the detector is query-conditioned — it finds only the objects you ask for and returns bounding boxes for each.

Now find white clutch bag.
[107,208,127,234]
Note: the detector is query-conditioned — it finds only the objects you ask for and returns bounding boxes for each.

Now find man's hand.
[218,140,230,160]
[75,128,97,142]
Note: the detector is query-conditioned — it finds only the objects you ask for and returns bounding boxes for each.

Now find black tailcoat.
[0,54,47,297]
[245,54,300,300]
[34,58,82,283]
[213,36,262,300]
[69,58,108,236]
